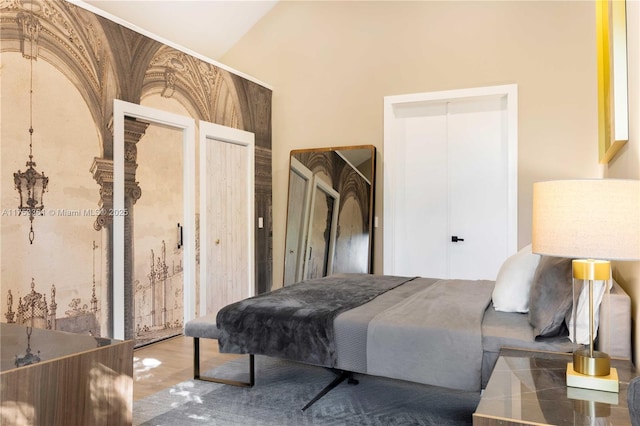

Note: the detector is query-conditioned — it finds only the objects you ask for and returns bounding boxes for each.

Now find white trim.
[69,0,271,90]
[383,84,518,275]
[385,84,517,105]
[198,121,255,317]
[113,99,196,340]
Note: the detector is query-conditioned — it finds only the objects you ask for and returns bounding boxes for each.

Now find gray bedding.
[333,276,630,390]
[366,279,494,392]
[334,278,438,373]
[215,273,631,392]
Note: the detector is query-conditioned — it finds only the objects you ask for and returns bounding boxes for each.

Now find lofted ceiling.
[81,0,278,60]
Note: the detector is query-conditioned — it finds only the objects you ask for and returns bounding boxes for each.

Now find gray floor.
[134,355,480,425]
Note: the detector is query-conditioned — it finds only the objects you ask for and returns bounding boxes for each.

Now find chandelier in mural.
[13,3,48,244]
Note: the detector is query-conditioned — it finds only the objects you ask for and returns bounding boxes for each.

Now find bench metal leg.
[193,337,254,387]
[301,369,358,411]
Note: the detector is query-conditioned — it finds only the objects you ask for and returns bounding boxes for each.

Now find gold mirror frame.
[283,145,376,285]
[597,0,629,164]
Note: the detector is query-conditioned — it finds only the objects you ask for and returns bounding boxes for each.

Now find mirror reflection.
[284,145,376,285]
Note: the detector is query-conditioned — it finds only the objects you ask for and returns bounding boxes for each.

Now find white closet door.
[383,85,517,281]
[113,100,197,341]
[199,121,255,317]
[395,105,449,278]
[446,97,509,279]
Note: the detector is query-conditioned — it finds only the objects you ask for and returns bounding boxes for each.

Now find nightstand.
[473,348,636,425]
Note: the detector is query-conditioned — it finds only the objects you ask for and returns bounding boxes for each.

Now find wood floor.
[133,335,240,401]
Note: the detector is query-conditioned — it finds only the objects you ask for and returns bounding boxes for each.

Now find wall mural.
[0,0,272,344]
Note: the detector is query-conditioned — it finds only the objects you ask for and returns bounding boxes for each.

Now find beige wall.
[606,0,640,367]
[222,0,604,288]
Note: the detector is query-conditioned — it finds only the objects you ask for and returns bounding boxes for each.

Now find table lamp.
[532,179,640,392]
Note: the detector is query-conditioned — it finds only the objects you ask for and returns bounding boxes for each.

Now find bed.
[204,248,631,397]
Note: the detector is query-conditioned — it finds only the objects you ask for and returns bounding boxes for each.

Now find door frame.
[382,84,518,275]
[199,121,255,316]
[113,99,197,340]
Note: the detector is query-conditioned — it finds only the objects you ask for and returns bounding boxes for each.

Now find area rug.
[134,355,480,425]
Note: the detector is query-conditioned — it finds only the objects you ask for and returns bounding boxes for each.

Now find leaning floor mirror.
[284,145,376,286]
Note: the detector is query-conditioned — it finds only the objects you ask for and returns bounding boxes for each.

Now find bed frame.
[185,320,358,410]
[184,277,631,410]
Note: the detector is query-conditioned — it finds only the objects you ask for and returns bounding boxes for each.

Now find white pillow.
[492,244,541,313]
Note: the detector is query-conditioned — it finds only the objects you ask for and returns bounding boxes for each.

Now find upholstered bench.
[184,313,254,387]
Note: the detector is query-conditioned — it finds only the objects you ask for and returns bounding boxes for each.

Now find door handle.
[177,223,183,249]
[451,236,464,242]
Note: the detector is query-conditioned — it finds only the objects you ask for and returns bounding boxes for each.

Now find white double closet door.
[383,85,518,280]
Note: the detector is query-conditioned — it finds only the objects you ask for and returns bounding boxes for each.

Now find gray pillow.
[528,256,573,338]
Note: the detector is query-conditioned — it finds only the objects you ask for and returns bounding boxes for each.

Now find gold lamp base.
[565,259,618,393]
[567,362,619,393]
[573,349,610,376]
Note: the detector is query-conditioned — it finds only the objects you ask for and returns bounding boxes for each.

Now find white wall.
[221,1,602,287]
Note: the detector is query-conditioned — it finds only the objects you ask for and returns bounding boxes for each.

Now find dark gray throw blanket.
[216,273,416,367]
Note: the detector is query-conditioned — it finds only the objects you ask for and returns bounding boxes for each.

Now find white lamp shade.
[532,179,640,261]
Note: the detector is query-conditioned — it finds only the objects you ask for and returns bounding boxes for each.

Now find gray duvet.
[366,279,494,391]
[214,274,630,393]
